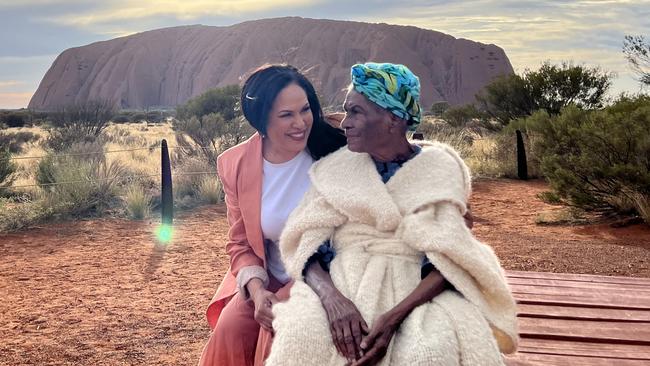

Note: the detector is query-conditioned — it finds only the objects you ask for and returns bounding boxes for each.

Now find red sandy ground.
[1,179,649,365]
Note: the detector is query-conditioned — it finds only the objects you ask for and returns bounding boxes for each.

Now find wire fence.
[8,171,217,189]
[8,144,220,161]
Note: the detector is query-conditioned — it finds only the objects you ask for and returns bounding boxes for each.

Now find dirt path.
[1,179,649,365]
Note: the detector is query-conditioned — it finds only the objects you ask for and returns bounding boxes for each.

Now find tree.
[623,35,650,87]
[520,95,650,218]
[176,85,240,120]
[173,85,252,166]
[477,61,613,126]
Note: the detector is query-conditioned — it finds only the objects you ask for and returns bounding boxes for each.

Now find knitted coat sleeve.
[397,202,519,354]
[279,187,347,280]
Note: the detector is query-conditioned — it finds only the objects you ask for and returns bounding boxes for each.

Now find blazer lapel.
[237,133,266,263]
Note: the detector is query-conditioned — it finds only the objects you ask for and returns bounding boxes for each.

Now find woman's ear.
[388,114,408,134]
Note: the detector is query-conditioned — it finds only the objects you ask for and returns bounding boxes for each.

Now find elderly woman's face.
[341,90,393,154]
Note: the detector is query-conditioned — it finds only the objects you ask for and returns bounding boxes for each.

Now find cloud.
[1,0,648,107]
[0,92,33,109]
[42,0,316,28]
[0,81,24,89]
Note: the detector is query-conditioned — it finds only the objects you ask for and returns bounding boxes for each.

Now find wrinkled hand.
[321,291,369,362]
[251,289,278,332]
[349,311,401,366]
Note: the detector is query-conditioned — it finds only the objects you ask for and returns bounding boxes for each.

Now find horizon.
[1,1,648,109]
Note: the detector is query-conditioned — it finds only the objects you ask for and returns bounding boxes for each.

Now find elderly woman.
[266,63,518,365]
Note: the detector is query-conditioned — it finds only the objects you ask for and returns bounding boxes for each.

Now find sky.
[1,0,649,109]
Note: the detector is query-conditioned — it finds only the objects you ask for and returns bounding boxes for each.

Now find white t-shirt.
[261,149,314,284]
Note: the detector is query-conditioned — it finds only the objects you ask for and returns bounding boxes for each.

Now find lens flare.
[156,224,174,244]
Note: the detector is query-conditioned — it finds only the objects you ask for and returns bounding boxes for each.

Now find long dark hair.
[240,64,346,160]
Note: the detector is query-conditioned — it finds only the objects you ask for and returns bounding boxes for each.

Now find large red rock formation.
[29,17,513,110]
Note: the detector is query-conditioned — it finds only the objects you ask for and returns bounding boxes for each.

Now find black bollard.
[516,130,528,180]
[161,139,173,225]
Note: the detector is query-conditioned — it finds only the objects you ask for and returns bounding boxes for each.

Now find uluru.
[28,17,514,110]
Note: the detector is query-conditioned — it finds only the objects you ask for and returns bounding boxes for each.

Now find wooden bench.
[504,270,650,365]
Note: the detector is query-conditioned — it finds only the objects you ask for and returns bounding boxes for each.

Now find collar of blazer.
[236,133,266,263]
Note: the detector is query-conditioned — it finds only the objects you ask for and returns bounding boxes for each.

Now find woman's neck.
[262,140,302,164]
[368,139,414,163]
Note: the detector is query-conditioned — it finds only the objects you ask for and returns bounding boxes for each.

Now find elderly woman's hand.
[321,290,369,362]
[348,310,401,366]
[304,259,368,362]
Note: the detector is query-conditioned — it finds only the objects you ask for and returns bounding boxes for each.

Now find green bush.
[173,113,253,167]
[176,85,240,120]
[522,95,650,218]
[442,104,485,128]
[0,111,26,128]
[36,142,125,217]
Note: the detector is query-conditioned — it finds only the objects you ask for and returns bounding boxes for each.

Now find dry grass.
[0,121,221,232]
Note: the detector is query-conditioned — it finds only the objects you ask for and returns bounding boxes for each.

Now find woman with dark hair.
[197,64,347,366]
[198,63,475,366]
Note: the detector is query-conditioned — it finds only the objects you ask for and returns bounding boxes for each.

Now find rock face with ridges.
[29,17,513,110]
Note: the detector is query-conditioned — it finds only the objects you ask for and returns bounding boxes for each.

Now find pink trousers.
[198,277,293,366]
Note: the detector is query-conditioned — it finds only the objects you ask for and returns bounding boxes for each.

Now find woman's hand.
[349,311,401,366]
[247,279,279,332]
[304,260,368,362]
[321,290,369,362]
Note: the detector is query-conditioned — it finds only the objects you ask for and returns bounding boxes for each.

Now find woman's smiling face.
[263,83,314,163]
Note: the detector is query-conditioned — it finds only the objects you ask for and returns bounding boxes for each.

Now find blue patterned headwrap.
[350,62,422,131]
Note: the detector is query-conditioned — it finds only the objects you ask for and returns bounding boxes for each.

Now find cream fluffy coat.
[266,143,518,366]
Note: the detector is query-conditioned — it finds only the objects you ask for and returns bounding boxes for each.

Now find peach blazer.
[206,133,266,329]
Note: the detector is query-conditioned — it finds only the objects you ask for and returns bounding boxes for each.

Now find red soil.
[1,179,648,365]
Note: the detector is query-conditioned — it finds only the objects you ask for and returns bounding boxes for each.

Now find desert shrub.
[521,95,650,218]
[0,131,40,154]
[173,113,253,167]
[421,124,475,158]
[0,197,50,232]
[196,176,224,204]
[0,111,26,128]
[111,114,130,123]
[145,111,163,123]
[537,191,563,205]
[0,149,17,196]
[430,101,449,116]
[176,85,240,121]
[631,193,650,223]
[130,112,147,123]
[45,100,116,151]
[442,104,485,128]
[36,142,125,217]
[124,184,152,219]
